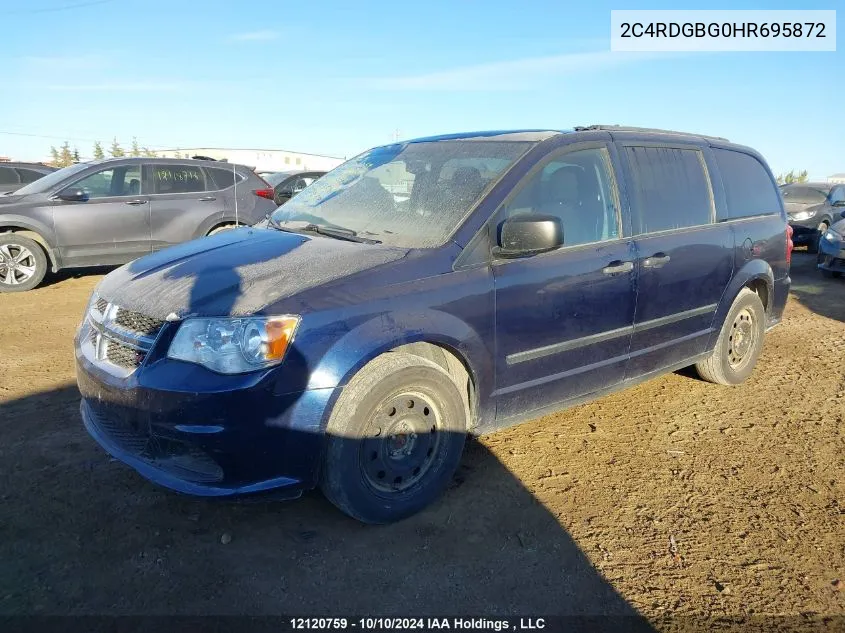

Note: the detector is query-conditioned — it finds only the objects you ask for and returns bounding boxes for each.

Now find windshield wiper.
[303,223,381,244]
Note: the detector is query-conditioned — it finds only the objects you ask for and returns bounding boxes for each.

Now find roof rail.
[574,125,729,142]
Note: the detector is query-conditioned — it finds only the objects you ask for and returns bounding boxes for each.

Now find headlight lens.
[790,210,816,221]
[824,230,841,243]
[167,315,300,374]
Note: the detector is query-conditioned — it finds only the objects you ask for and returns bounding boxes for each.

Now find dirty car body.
[75,128,791,518]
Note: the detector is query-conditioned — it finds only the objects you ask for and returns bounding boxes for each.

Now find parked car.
[817,212,845,278]
[75,127,790,524]
[0,157,277,292]
[0,162,56,194]
[780,182,844,253]
[263,170,326,206]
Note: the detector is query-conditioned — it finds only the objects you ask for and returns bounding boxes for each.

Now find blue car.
[75,126,791,523]
[817,213,845,277]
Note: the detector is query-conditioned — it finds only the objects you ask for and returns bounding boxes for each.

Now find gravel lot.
[0,252,842,622]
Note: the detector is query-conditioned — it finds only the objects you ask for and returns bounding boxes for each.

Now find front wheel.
[0,234,48,292]
[695,288,766,385]
[320,352,468,524]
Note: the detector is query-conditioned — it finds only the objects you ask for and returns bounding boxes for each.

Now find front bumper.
[789,221,821,245]
[817,236,845,273]
[75,342,336,498]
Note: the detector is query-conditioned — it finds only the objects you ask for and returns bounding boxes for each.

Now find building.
[156,147,345,173]
[827,173,845,184]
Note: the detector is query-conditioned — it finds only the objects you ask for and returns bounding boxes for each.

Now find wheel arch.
[303,310,493,436]
[0,221,58,271]
[707,259,774,351]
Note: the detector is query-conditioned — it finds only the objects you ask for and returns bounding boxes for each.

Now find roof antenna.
[233,161,239,227]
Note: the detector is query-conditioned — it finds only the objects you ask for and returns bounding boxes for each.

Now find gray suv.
[0,157,277,292]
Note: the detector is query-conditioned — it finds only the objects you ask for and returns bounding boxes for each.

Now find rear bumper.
[789,223,820,244]
[770,275,790,325]
[76,346,336,498]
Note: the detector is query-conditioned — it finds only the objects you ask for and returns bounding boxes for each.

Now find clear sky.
[1,0,842,179]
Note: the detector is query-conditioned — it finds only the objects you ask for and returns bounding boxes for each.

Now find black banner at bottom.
[0,615,842,633]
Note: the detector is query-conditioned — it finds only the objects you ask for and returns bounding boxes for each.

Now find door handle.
[124,199,147,206]
[198,196,216,202]
[642,253,671,268]
[602,260,634,275]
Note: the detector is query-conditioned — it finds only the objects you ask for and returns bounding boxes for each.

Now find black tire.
[0,234,48,292]
[695,288,766,386]
[320,352,468,524]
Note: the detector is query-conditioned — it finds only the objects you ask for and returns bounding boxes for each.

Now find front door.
[492,144,637,422]
[53,163,150,266]
[617,143,735,377]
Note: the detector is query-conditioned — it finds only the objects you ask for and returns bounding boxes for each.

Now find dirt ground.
[0,252,842,624]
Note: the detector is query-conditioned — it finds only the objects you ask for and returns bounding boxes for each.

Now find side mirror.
[493,214,563,259]
[832,200,845,207]
[57,187,88,202]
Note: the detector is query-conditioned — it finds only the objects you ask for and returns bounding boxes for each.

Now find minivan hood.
[95,227,408,319]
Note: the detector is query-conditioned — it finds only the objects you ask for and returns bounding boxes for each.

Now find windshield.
[781,185,829,205]
[12,162,91,195]
[269,140,531,248]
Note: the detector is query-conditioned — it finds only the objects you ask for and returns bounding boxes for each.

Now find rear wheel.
[320,352,468,524]
[695,288,765,385]
[0,234,48,292]
[207,223,241,236]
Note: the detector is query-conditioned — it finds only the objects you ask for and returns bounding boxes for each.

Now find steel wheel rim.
[728,307,756,369]
[360,390,443,495]
[0,244,37,286]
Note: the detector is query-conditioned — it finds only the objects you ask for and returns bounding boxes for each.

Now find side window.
[16,168,44,184]
[712,149,781,220]
[206,167,244,191]
[74,165,142,198]
[624,146,713,234]
[498,147,620,247]
[829,186,845,205]
[0,167,20,185]
[152,164,206,194]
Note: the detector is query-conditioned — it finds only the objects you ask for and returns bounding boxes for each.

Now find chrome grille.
[105,340,145,369]
[114,308,165,338]
[82,298,165,376]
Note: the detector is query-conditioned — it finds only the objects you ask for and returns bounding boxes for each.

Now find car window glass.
[829,186,845,204]
[74,165,142,198]
[0,167,20,185]
[153,164,206,194]
[779,185,827,205]
[16,168,45,184]
[712,149,781,220]
[624,146,712,234]
[498,147,620,246]
[206,167,245,190]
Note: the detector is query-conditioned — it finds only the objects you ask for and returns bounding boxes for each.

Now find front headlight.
[790,209,816,221]
[167,315,300,374]
[824,230,841,243]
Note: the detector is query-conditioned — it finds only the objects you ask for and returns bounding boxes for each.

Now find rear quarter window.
[0,167,21,185]
[623,146,713,234]
[16,168,45,184]
[713,149,781,220]
[206,167,246,191]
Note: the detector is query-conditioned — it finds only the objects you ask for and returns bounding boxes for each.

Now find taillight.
[786,224,794,265]
[253,188,274,200]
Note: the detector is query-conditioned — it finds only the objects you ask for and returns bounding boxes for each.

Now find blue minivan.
[75,127,792,523]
